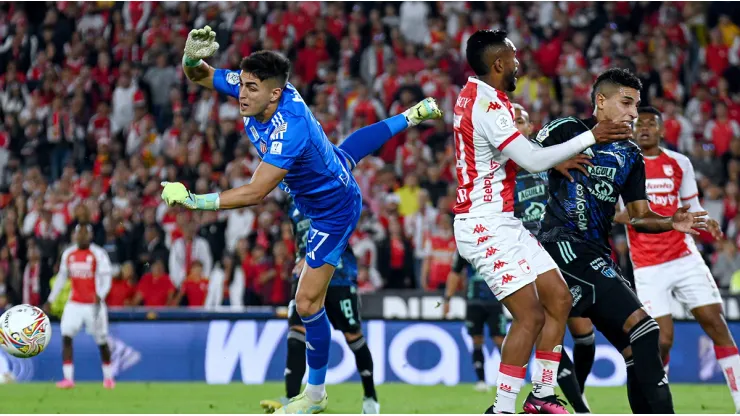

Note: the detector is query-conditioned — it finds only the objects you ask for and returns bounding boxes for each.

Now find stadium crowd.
[1,1,740,310]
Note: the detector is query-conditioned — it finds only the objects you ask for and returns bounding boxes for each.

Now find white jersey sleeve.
[92,244,113,301]
[471,95,597,173]
[48,245,74,303]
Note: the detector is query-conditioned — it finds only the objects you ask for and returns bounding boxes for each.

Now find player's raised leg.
[337,98,442,167]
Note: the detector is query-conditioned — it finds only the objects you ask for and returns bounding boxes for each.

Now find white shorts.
[60,301,109,344]
[634,254,723,318]
[454,214,558,301]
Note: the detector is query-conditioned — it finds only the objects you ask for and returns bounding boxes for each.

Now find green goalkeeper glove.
[160,181,220,211]
[183,25,220,67]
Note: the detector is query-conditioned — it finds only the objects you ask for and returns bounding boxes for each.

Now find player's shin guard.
[349,336,377,401]
[473,345,486,382]
[301,308,331,401]
[286,330,307,398]
[629,317,674,413]
[558,351,591,413]
[625,358,652,414]
[572,332,595,393]
[714,345,740,411]
[494,364,526,414]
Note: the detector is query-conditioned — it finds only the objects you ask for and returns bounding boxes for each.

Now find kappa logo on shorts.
[473,224,488,234]
[518,259,531,274]
[501,274,516,285]
[493,260,507,271]
[485,247,499,258]
[569,285,582,306]
[477,236,491,245]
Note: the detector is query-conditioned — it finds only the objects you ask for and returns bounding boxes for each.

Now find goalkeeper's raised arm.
[182,26,220,89]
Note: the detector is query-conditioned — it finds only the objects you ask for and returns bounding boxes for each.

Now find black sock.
[349,336,377,401]
[572,332,595,393]
[473,345,486,382]
[629,317,674,414]
[285,331,306,399]
[625,358,652,413]
[557,350,590,413]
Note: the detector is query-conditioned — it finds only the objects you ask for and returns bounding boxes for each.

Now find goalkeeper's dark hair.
[240,50,291,86]
[638,106,662,122]
[591,68,643,108]
[466,29,509,76]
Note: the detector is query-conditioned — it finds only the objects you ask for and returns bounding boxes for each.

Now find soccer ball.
[0,305,52,358]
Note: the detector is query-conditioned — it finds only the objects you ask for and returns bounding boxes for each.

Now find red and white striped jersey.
[453,77,521,216]
[626,148,700,269]
[49,244,113,304]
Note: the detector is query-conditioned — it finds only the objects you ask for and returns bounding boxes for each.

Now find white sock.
[715,345,740,412]
[494,364,526,414]
[102,363,113,380]
[305,383,325,402]
[532,349,561,398]
[63,363,74,381]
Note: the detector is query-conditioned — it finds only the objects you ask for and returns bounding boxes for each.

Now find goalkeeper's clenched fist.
[160,181,220,211]
[183,25,220,67]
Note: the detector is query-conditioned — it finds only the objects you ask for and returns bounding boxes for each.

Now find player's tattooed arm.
[625,201,708,235]
[218,162,288,209]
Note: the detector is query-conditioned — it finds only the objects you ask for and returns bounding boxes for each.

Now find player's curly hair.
[466,29,509,76]
[240,50,291,86]
[591,68,643,108]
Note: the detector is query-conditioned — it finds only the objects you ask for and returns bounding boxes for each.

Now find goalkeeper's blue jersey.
[213,69,361,235]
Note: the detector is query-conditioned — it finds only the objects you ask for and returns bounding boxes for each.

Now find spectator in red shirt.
[294,32,330,84]
[377,217,415,289]
[706,101,740,156]
[243,244,273,305]
[703,29,730,77]
[266,241,292,306]
[175,260,209,307]
[133,258,176,307]
[107,261,136,306]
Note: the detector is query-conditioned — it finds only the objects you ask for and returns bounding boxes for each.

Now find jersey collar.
[467,77,511,103]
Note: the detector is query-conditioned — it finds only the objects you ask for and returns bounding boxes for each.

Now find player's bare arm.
[219,162,287,209]
[625,200,707,235]
[182,26,220,89]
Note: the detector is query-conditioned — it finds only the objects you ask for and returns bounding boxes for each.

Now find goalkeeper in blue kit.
[162,26,441,414]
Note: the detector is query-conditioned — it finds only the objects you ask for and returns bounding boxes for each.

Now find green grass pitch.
[0,382,734,413]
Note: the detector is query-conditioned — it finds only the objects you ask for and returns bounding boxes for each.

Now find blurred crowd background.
[1,1,740,311]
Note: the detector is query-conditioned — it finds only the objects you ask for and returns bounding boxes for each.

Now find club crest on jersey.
[518,259,531,274]
[226,72,240,85]
[535,127,549,143]
[663,164,674,176]
[260,140,267,154]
